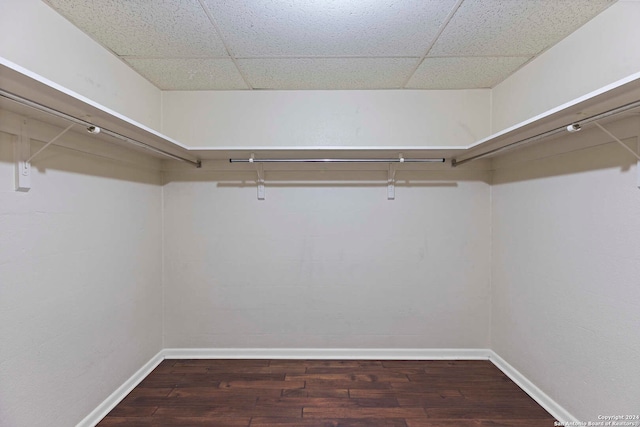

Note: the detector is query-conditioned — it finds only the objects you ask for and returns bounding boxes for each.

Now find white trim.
[75,351,164,427]
[161,347,491,360]
[488,350,579,424]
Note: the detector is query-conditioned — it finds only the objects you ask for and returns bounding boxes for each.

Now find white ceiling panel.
[202,0,459,57]
[44,0,229,57]
[125,58,248,90]
[238,58,418,90]
[407,56,530,89]
[42,0,616,90]
[430,0,614,56]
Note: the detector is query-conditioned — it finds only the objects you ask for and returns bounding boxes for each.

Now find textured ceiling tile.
[430,0,615,56]
[238,58,418,90]
[203,0,458,57]
[125,58,248,90]
[406,56,530,89]
[44,0,228,57]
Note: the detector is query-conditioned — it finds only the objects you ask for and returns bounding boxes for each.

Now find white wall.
[0,0,161,130]
[161,90,490,148]
[162,168,491,349]
[491,0,640,132]
[0,129,163,426]
[491,119,640,420]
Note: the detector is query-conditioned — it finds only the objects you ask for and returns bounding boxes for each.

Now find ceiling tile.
[430,0,615,56]
[44,0,229,57]
[238,58,418,90]
[43,0,616,90]
[125,58,248,90]
[202,0,458,57]
[406,56,530,89]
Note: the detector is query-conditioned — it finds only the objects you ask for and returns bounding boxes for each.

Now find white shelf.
[2,56,640,166]
[459,71,640,162]
[0,57,197,163]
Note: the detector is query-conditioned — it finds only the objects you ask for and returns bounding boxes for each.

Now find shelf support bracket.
[249,154,265,200]
[27,123,74,164]
[593,121,640,189]
[13,121,75,192]
[14,118,31,192]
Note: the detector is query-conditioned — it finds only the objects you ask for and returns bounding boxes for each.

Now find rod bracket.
[14,118,31,192]
[387,154,402,200]
[250,154,265,200]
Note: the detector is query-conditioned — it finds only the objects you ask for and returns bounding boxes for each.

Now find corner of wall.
[488,175,494,349]
[488,87,494,135]
[160,171,166,350]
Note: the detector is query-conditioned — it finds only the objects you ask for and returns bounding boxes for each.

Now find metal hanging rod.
[0,88,201,167]
[452,98,640,167]
[230,157,446,163]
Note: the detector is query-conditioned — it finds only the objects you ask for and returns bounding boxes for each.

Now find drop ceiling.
[43,1,615,90]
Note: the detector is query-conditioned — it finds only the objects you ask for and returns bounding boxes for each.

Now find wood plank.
[304,379,392,389]
[270,360,369,368]
[286,373,409,382]
[281,388,350,398]
[119,395,257,407]
[151,365,210,374]
[136,373,220,388]
[105,405,157,417]
[303,407,426,418]
[196,372,286,381]
[256,397,400,408]
[349,389,462,399]
[424,405,554,419]
[218,380,305,390]
[97,416,250,426]
[208,366,308,374]
[154,405,302,417]
[169,386,282,398]
[306,367,424,375]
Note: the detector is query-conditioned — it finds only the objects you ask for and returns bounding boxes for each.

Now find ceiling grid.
[400,0,465,88]
[196,0,254,89]
[42,0,616,91]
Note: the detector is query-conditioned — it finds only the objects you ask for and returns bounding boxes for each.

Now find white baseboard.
[161,347,492,360]
[75,351,164,427]
[488,350,578,424]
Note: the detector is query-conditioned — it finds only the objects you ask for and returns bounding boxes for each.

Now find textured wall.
[0,130,163,426]
[491,122,640,420]
[161,89,490,148]
[162,169,491,349]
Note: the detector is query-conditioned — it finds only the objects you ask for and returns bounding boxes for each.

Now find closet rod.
[0,89,201,167]
[229,158,446,163]
[452,98,640,167]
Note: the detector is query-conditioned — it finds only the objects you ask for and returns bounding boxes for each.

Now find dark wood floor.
[98,359,557,426]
